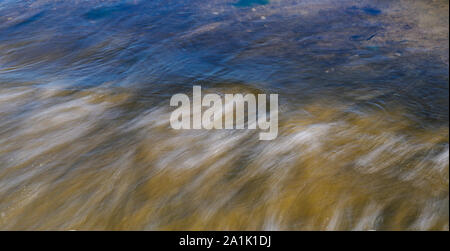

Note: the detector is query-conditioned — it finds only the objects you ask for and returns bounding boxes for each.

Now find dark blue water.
[0,0,448,124]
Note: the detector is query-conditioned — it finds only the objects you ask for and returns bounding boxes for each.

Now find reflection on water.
[0,0,448,230]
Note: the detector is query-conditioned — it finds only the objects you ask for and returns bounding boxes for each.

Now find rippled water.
[0,0,448,230]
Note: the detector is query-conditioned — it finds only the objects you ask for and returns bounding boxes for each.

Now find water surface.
[0,0,448,230]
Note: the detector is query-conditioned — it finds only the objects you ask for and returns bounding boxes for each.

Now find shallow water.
[0,0,448,230]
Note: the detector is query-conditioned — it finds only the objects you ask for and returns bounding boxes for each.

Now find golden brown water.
[0,83,447,230]
[0,0,448,230]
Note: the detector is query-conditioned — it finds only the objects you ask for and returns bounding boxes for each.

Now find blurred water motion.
[0,0,448,230]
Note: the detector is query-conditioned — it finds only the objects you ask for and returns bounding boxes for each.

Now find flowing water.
[0,0,448,230]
